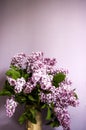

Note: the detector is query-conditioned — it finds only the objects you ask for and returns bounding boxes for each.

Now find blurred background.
[0,0,86,130]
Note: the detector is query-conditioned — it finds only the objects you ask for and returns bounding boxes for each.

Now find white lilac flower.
[5,98,18,117]
[16,77,26,86]
[14,84,23,93]
[14,77,26,93]
[7,76,16,86]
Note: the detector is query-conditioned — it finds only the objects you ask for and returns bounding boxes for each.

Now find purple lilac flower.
[7,76,16,86]
[14,77,26,93]
[40,84,78,130]
[30,61,44,72]
[27,52,44,63]
[43,58,57,66]
[11,53,27,69]
[56,68,69,75]
[39,86,56,104]
[39,92,46,103]
[43,58,57,74]
[40,91,56,104]
[23,81,35,94]
[5,98,18,117]
[54,108,70,130]
[27,52,44,73]
[32,72,41,83]
[59,78,72,87]
[55,86,79,108]
[40,74,52,90]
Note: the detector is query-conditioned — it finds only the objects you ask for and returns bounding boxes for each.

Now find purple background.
[0,0,86,130]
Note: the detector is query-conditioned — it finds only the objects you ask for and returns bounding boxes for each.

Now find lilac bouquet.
[0,52,79,130]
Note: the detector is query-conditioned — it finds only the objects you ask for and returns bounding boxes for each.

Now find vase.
[27,111,42,130]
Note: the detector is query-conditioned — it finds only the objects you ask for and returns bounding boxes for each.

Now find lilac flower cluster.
[5,52,79,130]
[54,108,71,130]
[40,85,79,130]
[7,77,26,93]
[11,53,26,69]
[5,98,18,117]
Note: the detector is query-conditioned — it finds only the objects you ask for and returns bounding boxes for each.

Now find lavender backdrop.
[0,0,86,130]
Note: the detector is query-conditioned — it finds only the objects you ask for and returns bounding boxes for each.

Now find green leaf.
[41,104,47,109]
[18,113,27,124]
[15,94,27,104]
[28,117,36,124]
[29,108,36,118]
[28,95,36,101]
[23,74,30,80]
[74,92,78,99]
[19,69,30,80]
[3,81,15,95]
[10,65,20,71]
[6,68,20,79]
[0,89,12,96]
[26,110,37,124]
[52,72,66,87]
[50,121,60,127]
[46,107,52,120]
[46,118,60,127]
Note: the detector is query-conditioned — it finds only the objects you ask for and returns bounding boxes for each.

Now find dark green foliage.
[46,114,60,127]
[15,93,27,104]
[0,89,12,96]
[4,81,15,93]
[28,95,36,101]
[18,112,27,124]
[18,106,37,124]
[0,80,15,96]
[46,107,52,120]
